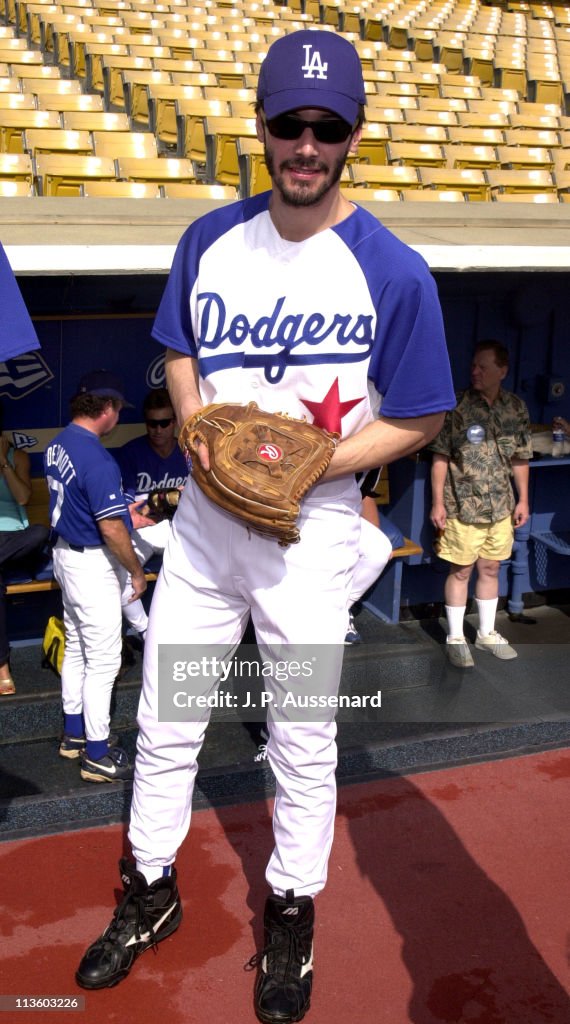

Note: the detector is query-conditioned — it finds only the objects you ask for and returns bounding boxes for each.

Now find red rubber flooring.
[1,749,569,1024]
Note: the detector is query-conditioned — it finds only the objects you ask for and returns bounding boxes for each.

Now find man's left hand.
[513,502,530,528]
[129,502,157,530]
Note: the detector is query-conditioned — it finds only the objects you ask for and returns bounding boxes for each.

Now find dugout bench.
[5,479,422,631]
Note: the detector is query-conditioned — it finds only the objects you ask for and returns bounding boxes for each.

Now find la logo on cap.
[302,44,328,80]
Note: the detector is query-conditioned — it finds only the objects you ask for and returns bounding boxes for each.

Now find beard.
[264,146,348,207]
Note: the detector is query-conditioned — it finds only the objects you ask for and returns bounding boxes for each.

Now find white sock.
[445,605,466,641]
[137,863,172,885]
[476,597,498,636]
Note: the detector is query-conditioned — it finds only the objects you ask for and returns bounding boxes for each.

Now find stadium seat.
[147,84,208,147]
[0,109,62,153]
[349,162,421,191]
[0,93,36,110]
[37,93,105,113]
[62,110,129,131]
[386,140,447,167]
[92,130,158,159]
[82,180,162,198]
[497,145,554,169]
[403,189,466,202]
[0,152,34,186]
[122,70,173,126]
[341,186,401,202]
[116,156,197,185]
[447,144,501,169]
[23,128,93,156]
[35,154,117,195]
[492,190,559,203]
[0,178,34,195]
[419,167,490,200]
[355,122,391,165]
[390,124,449,144]
[176,98,231,162]
[236,136,269,196]
[203,115,258,185]
[162,182,238,199]
[485,168,557,194]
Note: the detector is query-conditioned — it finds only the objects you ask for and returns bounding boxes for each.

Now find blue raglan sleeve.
[368,265,455,418]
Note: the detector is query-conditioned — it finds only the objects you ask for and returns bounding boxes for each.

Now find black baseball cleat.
[76,858,182,989]
[79,746,133,783]
[249,890,314,1024]
[59,732,118,760]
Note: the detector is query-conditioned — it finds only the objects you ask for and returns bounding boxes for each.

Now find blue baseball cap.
[257,30,366,125]
[76,369,133,407]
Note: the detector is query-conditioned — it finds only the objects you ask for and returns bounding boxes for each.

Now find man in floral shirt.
[430,340,532,667]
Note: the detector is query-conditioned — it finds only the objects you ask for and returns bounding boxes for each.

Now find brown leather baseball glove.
[178,402,338,545]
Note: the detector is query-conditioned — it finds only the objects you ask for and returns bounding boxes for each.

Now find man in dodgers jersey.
[45,371,149,780]
[115,388,188,640]
[77,30,455,1021]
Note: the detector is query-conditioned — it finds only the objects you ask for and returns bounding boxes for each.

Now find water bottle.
[552,428,565,457]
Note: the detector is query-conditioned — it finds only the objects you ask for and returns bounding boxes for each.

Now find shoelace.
[245,920,309,980]
[105,889,160,952]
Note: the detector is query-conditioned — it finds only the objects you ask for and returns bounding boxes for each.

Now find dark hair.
[143,388,173,415]
[474,340,509,369]
[70,394,121,419]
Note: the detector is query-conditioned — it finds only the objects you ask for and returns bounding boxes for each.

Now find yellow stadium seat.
[0,94,36,110]
[447,144,501,169]
[389,124,449,144]
[419,167,490,200]
[0,152,34,186]
[37,93,104,113]
[122,70,173,126]
[386,140,447,167]
[0,109,62,154]
[62,111,129,131]
[21,78,82,97]
[341,186,401,202]
[236,135,269,196]
[92,131,158,159]
[0,178,34,195]
[82,180,162,197]
[355,122,391,165]
[447,126,505,147]
[117,156,197,185]
[403,189,466,202]
[203,115,258,185]
[147,84,207,147]
[349,162,421,191]
[485,168,557,194]
[404,109,459,128]
[492,190,559,203]
[23,128,93,156]
[497,145,554,169]
[35,153,117,196]
[176,98,231,162]
[162,183,238,199]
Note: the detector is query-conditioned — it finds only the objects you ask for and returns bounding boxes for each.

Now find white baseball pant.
[120,520,172,634]
[53,539,123,741]
[350,517,392,606]
[129,478,361,898]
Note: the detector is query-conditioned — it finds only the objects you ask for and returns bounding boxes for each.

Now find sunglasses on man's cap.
[265,113,355,144]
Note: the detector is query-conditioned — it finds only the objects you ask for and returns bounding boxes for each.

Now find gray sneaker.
[446,639,474,668]
[475,631,517,660]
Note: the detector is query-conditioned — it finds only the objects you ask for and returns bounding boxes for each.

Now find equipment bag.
[41,615,65,676]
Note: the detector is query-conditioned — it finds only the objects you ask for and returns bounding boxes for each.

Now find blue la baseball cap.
[77,369,133,407]
[257,30,366,125]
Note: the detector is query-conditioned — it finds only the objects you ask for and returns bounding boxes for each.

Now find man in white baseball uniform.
[76,31,455,1021]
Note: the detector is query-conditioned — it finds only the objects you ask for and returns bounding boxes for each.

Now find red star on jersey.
[300,378,365,434]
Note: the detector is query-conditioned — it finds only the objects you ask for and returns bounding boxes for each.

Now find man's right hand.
[128,569,147,603]
[430,502,447,531]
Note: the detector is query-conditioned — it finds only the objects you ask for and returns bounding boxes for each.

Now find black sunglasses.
[146,417,174,428]
[265,113,354,144]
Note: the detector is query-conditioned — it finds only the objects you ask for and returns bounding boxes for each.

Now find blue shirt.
[115,435,188,500]
[44,423,131,547]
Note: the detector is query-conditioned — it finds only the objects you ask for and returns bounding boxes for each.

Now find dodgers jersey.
[152,194,455,436]
[0,243,40,361]
[115,436,188,500]
[44,423,131,548]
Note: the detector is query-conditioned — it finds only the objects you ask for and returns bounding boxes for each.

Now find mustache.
[281,159,328,172]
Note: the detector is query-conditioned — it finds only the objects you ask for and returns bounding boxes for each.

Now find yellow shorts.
[435,514,514,565]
